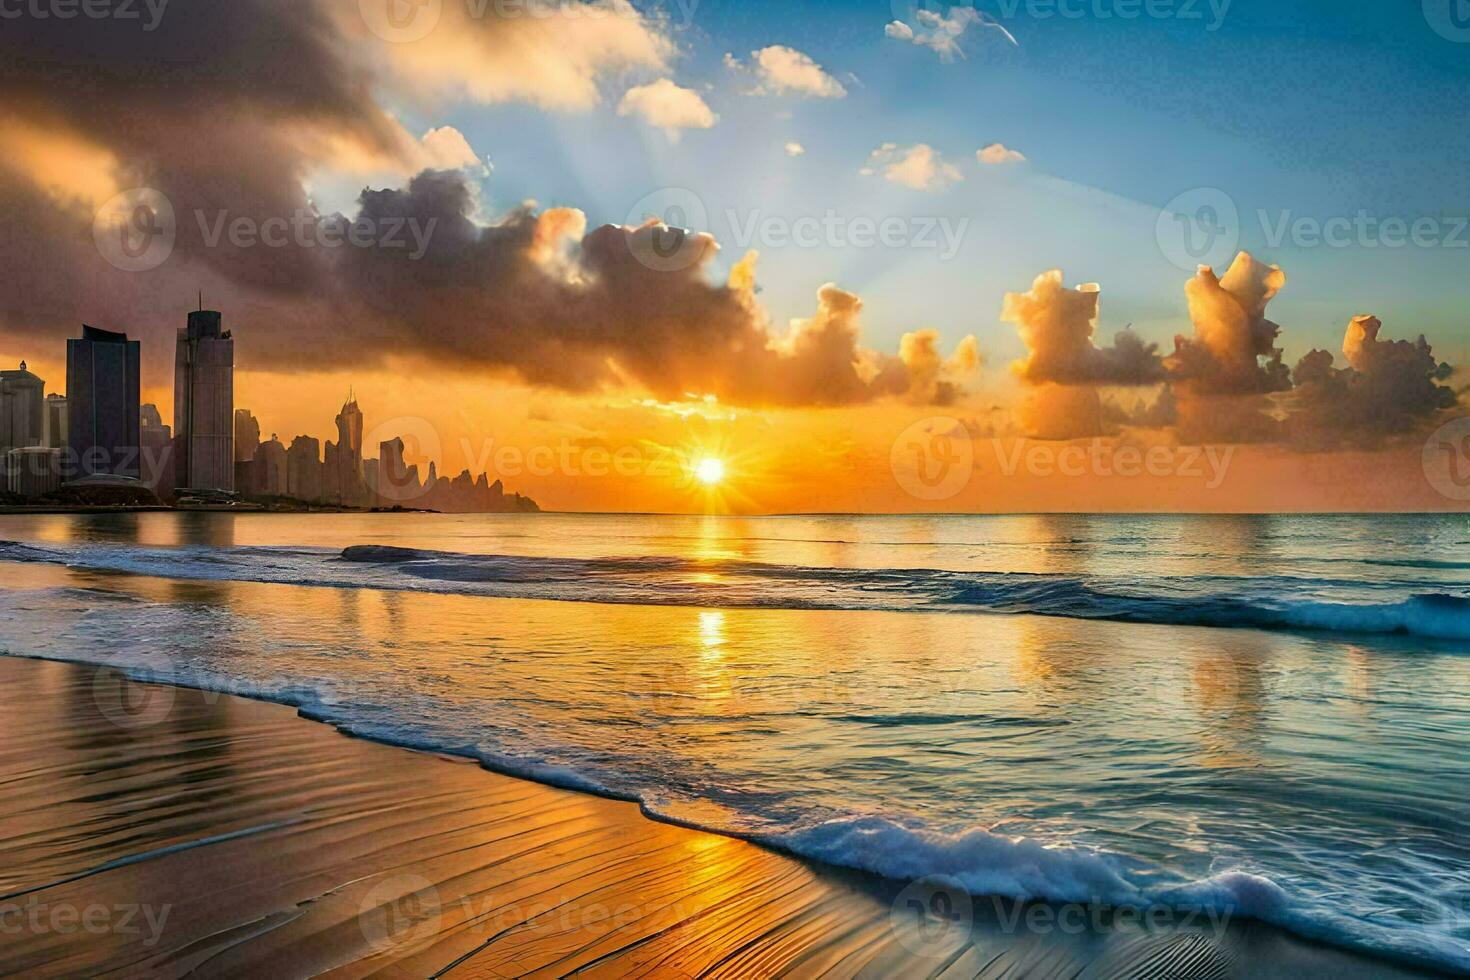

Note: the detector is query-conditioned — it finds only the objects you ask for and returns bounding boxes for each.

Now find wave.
[6,641,1466,975]
[3,539,1468,641]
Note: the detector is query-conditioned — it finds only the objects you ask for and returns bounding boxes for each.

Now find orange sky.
[8,348,1453,514]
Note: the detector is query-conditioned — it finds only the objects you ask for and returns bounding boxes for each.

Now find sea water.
[0,512,1466,971]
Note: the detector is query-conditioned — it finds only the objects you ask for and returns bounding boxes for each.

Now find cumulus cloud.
[885,7,1018,61]
[1003,271,1164,387]
[728,45,847,98]
[0,0,976,411]
[0,1,978,422]
[336,0,673,112]
[861,143,964,191]
[1287,315,1457,449]
[1163,252,1291,443]
[417,126,487,173]
[978,143,1026,165]
[618,79,718,141]
[785,141,807,157]
[892,329,983,406]
[999,251,1462,445]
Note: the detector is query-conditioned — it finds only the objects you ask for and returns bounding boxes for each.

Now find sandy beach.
[0,655,1448,979]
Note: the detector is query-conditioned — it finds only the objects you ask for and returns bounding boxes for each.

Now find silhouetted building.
[140,403,175,498]
[43,394,67,450]
[257,435,288,496]
[377,436,423,504]
[330,397,366,505]
[6,447,62,498]
[66,325,141,480]
[234,408,260,462]
[0,361,46,453]
[286,435,322,502]
[174,309,234,492]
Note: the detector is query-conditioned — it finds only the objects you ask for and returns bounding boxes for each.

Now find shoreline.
[0,654,1450,978]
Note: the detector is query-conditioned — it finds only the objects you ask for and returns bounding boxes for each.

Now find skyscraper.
[174,309,235,493]
[0,361,45,453]
[286,435,322,503]
[43,394,67,450]
[331,397,365,505]
[140,403,175,497]
[234,409,260,462]
[66,325,141,480]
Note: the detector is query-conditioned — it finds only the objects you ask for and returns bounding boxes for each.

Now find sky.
[0,0,1467,511]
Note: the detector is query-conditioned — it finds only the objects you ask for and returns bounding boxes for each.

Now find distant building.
[6,447,62,499]
[234,409,260,462]
[257,435,288,496]
[331,398,366,505]
[377,436,424,504]
[286,435,322,503]
[66,325,141,481]
[0,361,46,453]
[174,309,234,492]
[140,403,175,498]
[43,394,67,450]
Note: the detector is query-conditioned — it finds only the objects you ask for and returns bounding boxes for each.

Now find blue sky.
[371,0,1470,373]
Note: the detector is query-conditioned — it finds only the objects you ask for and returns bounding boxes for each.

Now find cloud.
[978,143,1026,165]
[784,141,807,157]
[337,0,673,112]
[1168,253,1291,396]
[0,0,975,411]
[1003,271,1164,387]
[885,7,1018,61]
[1287,315,1458,449]
[892,329,983,406]
[1163,252,1291,443]
[417,126,487,173]
[861,143,964,191]
[618,79,718,141]
[728,45,846,99]
[998,252,1462,445]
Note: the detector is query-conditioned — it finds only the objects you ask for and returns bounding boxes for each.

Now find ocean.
[0,511,1466,973]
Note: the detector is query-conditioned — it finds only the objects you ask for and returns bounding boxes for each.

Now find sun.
[694,457,726,486]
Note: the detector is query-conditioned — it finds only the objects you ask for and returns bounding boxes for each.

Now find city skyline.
[2,310,539,511]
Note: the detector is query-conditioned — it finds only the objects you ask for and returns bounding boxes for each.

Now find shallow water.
[0,511,1466,972]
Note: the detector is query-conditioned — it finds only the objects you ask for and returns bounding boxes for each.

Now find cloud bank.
[0,0,975,410]
[1003,252,1461,446]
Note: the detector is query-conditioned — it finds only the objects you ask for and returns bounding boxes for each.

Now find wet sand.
[0,656,1447,979]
